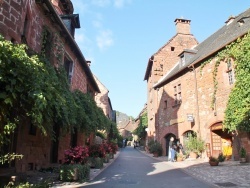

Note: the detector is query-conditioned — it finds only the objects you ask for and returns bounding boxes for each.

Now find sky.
[70,0,250,118]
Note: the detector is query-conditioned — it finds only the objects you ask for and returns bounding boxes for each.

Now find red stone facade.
[144,18,198,149]
[0,0,100,173]
[94,75,113,119]
[145,10,250,161]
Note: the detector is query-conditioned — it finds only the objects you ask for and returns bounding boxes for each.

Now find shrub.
[64,146,89,164]
[59,164,90,182]
[109,142,118,154]
[209,156,219,162]
[148,141,162,156]
[88,157,103,169]
[218,153,226,162]
[240,147,247,158]
[102,142,112,154]
[184,134,205,155]
[88,144,106,158]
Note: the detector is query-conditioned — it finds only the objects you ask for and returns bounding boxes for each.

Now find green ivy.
[133,111,148,139]
[200,32,250,132]
[223,33,250,132]
[0,35,112,162]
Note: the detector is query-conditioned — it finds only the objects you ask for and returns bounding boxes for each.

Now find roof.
[144,34,179,81]
[154,8,250,88]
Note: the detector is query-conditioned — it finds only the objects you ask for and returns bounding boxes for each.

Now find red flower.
[64,146,89,164]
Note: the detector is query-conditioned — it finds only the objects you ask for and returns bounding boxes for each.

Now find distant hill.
[116,111,133,127]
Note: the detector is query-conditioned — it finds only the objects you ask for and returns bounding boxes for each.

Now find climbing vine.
[200,32,250,132]
[0,35,111,162]
[133,111,148,139]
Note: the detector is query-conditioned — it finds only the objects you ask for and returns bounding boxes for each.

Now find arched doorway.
[183,130,196,143]
[165,133,176,157]
[210,122,232,159]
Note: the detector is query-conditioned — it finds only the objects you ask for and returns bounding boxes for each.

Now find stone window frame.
[225,58,234,85]
[63,53,74,85]
[173,83,182,107]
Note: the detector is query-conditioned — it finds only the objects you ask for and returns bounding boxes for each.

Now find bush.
[184,135,205,155]
[218,153,226,162]
[59,164,90,182]
[240,147,247,158]
[109,142,119,154]
[88,157,103,169]
[209,156,219,162]
[148,141,162,156]
[64,146,89,164]
[88,144,106,158]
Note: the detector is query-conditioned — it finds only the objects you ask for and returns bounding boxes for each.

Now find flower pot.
[209,161,219,166]
[177,157,183,162]
[189,152,198,159]
[240,157,246,163]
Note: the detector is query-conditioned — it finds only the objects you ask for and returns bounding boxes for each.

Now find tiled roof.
[154,8,250,88]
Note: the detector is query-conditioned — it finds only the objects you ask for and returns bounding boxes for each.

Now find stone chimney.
[86,60,91,67]
[174,18,191,34]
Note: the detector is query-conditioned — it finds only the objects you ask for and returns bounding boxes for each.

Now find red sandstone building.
[144,8,250,161]
[0,0,115,173]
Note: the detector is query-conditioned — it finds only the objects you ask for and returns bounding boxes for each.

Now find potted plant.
[218,152,226,162]
[239,147,247,163]
[184,134,205,159]
[176,152,185,162]
[209,156,219,166]
[148,141,162,157]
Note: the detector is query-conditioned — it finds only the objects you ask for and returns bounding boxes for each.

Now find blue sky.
[70,0,250,118]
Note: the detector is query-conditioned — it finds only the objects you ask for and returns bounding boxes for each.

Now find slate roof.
[154,8,250,88]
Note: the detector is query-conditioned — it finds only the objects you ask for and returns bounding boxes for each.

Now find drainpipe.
[190,64,201,137]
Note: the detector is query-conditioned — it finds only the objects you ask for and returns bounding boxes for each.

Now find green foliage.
[148,140,163,156]
[209,156,219,162]
[133,111,148,139]
[5,180,53,188]
[88,157,103,169]
[96,131,106,139]
[0,35,112,161]
[218,153,226,162]
[0,153,23,164]
[200,32,250,132]
[59,164,90,182]
[240,147,247,158]
[223,33,250,132]
[184,134,205,155]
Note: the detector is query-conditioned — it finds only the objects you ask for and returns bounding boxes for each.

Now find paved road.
[80,146,215,188]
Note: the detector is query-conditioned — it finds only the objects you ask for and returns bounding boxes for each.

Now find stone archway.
[210,122,232,159]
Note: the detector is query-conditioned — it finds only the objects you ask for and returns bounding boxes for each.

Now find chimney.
[174,18,191,34]
[86,60,91,67]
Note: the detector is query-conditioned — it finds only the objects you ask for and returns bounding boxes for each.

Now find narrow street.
[80,147,214,188]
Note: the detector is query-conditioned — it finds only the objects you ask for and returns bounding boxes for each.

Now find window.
[171,47,175,51]
[226,59,234,85]
[180,54,185,66]
[173,84,182,106]
[164,100,168,109]
[29,124,37,136]
[64,56,74,84]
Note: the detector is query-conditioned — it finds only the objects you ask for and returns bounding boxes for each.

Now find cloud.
[91,0,111,7]
[96,29,114,51]
[113,0,132,8]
